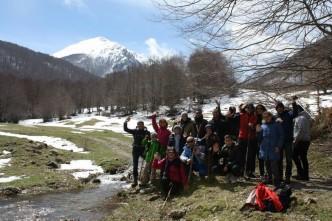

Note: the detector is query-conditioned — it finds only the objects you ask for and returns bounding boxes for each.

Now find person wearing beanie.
[176,111,197,138]
[275,97,299,184]
[226,106,240,140]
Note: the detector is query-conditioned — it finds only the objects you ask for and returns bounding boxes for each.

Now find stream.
[0,173,130,221]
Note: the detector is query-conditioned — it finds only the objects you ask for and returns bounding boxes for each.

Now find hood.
[299,111,311,120]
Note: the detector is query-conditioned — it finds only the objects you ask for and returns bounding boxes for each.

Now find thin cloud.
[63,0,87,8]
[145,38,176,58]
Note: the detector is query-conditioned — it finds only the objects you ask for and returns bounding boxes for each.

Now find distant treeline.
[0,48,236,122]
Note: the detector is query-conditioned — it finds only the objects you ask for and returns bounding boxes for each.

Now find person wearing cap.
[168,125,186,154]
[238,103,257,178]
[124,117,150,187]
[151,112,171,157]
[177,112,197,138]
[153,147,188,196]
[194,109,208,139]
[275,97,299,184]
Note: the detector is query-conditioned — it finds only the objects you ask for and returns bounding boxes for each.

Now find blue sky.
[0,0,191,57]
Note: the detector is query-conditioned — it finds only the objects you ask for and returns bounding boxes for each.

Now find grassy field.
[106,135,332,221]
[0,123,132,196]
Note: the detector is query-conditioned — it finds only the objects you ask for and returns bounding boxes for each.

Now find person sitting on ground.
[168,125,186,154]
[177,111,197,138]
[220,135,242,183]
[201,124,220,149]
[180,136,207,179]
[141,133,161,185]
[152,112,171,157]
[257,111,284,187]
[153,147,188,197]
[123,117,150,187]
[194,109,208,139]
[207,141,223,178]
[293,110,312,181]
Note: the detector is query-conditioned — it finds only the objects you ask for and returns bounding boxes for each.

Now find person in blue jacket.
[257,111,284,187]
[275,97,299,184]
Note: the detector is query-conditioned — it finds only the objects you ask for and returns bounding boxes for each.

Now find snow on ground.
[16,89,332,135]
[59,160,104,179]
[0,132,85,152]
[0,158,11,168]
[2,150,10,155]
[0,176,22,183]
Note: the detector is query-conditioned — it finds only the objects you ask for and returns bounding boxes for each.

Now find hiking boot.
[292,175,303,180]
[285,177,291,184]
[131,180,138,188]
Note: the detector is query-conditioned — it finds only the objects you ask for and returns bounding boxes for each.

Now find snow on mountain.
[53,37,143,77]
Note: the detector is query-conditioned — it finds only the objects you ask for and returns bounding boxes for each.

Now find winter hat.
[205,124,213,130]
[173,125,182,132]
[275,102,285,110]
[181,111,188,117]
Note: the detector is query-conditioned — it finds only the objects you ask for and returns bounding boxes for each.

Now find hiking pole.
[161,182,174,210]
[243,124,252,180]
[187,142,198,183]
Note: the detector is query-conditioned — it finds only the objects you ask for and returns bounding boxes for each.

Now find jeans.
[266,159,280,187]
[293,141,310,179]
[132,146,144,182]
[279,141,293,179]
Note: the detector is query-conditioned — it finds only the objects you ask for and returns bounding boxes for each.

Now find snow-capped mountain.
[53,37,143,77]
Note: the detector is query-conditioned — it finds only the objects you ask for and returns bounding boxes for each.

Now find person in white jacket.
[293,111,311,181]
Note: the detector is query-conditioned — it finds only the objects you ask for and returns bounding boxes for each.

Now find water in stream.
[0,174,130,221]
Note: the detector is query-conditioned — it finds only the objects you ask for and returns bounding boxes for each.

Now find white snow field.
[59,160,104,179]
[0,131,85,152]
[0,176,22,183]
[17,89,332,135]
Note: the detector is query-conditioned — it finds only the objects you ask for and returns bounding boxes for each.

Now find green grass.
[107,135,332,221]
[0,123,132,195]
[76,118,102,127]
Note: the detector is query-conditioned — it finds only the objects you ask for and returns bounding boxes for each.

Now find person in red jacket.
[153,147,188,197]
[238,103,257,177]
[152,112,171,157]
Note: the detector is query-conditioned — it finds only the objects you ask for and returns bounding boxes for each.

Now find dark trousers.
[279,141,293,179]
[293,141,310,179]
[257,142,265,176]
[239,139,257,175]
[220,164,241,177]
[266,159,280,187]
[132,147,144,182]
[161,179,182,196]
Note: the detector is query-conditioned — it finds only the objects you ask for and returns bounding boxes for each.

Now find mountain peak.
[53,36,122,58]
[53,37,142,77]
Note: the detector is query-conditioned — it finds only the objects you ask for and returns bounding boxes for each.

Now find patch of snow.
[0,158,11,168]
[18,119,43,126]
[71,131,84,134]
[0,132,85,152]
[59,160,104,180]
[2,150,11,155]
[0,176,22,183]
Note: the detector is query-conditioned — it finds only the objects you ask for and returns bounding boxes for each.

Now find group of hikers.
[123,97,312,197]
